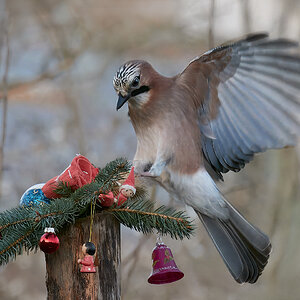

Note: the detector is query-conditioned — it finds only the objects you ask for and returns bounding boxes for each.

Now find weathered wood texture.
[45,213,121,300]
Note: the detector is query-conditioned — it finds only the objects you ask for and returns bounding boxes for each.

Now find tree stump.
[45,213,121,300]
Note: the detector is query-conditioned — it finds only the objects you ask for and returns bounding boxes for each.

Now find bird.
[112,33,300,284]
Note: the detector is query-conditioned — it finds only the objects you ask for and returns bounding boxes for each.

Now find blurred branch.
[31,0,102,155]
[122,235,149,297]
[262,150,299,297]
[122,185,157,267]
[0,58,74,99]
[123,235,149,267]
[122,185,157,297]
[33,0,74,61]
[0,4,10,199]
[223,183,252,196]
[61,56,112,155]
[122,234,150,297]
[33,0,92,62]
[208,0,215,48]
[180,242,203,283]
[0,0,95,100]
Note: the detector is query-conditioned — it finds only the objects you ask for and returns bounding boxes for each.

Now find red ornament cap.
[39,228,60,254]
[120,167,136,194]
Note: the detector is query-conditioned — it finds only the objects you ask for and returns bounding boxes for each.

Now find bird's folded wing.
[179,33,300,178]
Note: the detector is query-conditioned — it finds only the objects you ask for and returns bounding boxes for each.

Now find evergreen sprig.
[0,158,194,266]
[109,199,194,240]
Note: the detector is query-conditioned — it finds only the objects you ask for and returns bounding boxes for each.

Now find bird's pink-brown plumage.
[113,33,300,283]
[129,62,205,174]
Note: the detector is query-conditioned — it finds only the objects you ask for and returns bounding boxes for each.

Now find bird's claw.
[139,171,158,178]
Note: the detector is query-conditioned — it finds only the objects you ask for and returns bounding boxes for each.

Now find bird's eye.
[131,76,140,87]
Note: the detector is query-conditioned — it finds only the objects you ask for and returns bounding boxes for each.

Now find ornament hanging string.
[89,196,97,242]
[156,232,163,245]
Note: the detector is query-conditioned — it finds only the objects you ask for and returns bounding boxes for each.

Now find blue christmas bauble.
[20,183,51,207]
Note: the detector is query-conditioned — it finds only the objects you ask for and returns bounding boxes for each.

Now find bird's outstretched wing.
[180,33,300,179]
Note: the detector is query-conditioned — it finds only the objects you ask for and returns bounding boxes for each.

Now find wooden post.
[45,213,121,300]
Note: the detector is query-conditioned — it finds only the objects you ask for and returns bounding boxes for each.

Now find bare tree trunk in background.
[234,148,300,300]
[45,213,121,300]
[278,0,296,35]
[240,0,251,33]
[64,85,87,155]
[264,149,300,300]
[208,0,215,49]
[0,2,9,199]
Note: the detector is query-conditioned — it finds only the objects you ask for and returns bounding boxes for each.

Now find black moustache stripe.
[131,86,150,97]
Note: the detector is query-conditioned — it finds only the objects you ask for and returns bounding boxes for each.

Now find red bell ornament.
[148,238,184,284]
[39,228,60,254]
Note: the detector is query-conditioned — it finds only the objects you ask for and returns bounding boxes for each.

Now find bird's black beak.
[116,93,131,110]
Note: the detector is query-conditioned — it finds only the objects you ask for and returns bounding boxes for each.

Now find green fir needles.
[0,158,194,266]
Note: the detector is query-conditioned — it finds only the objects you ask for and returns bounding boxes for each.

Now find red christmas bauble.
[39,228,60,254]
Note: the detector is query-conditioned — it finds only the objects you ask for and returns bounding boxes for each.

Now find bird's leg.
[149,160,166,176]
[132,160,154,177]
[138,163,156,178]
[140,159,169,178]
[139,171,156,178]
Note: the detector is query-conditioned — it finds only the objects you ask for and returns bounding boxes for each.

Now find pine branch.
[107,198,194,240]
[0,197,81,265]
[94,157,131,193]
[54,181,74,198]
[0,158,195,265]
[0,228,35,260]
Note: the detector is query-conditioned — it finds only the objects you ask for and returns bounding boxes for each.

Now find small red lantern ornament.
[39,228,60,254]
[148,236,184,284]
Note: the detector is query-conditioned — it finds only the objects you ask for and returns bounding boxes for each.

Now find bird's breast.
[134,125,162,164]
[129,89,204,175]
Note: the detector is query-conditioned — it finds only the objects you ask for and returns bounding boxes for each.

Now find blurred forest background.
[0,0,299,299]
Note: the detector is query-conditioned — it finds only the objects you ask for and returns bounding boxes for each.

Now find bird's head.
[113,60,153,110]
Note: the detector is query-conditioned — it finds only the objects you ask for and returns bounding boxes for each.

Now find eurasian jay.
[112,33,300,283]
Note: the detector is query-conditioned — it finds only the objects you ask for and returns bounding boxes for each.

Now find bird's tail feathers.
[195,201,271,284]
